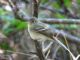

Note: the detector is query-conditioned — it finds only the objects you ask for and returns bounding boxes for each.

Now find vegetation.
[0,0,80,60]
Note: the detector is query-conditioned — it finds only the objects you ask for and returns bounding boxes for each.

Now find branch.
[1,15,80,25]
[33,0,39,17]
[57,0,79,19]
[39,18,80,24]
[8,0,23,20]
[40,5,79,19]
[40,5,64,14]
[34,40,45,60]
[7,0,80,24]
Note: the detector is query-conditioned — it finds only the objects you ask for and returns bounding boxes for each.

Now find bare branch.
[40,4,79,18]
[40,5,64,14]
[39,18,80,24]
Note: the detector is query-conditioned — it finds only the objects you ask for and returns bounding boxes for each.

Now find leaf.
[16,22,27,30]
[64,0,72,7]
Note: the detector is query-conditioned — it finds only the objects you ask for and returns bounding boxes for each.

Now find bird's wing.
[33,22,50,31]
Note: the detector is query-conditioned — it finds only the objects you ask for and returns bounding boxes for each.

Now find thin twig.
[2,50,35,56]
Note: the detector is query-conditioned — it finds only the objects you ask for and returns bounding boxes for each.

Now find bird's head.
[28,17,37,24]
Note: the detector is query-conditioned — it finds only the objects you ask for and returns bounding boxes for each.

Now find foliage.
[0,8,27,36]
[0,42,13,50]
[0,0,80,60]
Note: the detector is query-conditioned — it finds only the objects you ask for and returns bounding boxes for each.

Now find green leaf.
[64,0,72,7]
[16,22,27,30]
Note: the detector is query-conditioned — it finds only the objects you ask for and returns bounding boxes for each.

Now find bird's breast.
[28,29,51,41]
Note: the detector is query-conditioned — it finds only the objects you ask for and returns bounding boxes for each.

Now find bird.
[28,17,53,42]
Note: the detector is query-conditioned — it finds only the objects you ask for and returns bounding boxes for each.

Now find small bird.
[28,18,53,41]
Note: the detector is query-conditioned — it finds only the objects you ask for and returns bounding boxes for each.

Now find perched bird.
[28,18,53,41]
